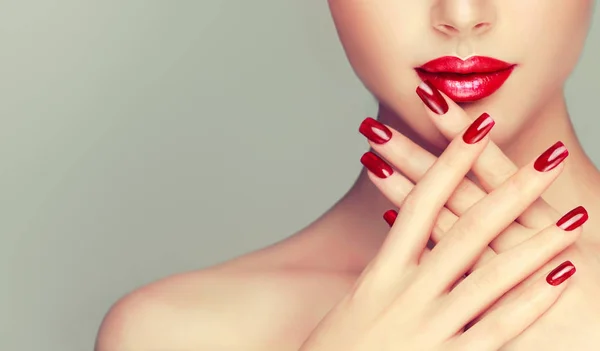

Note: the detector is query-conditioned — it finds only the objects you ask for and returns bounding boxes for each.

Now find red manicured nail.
[546,260,576,286]
[360,152,393,178]
[534,141,569,172]
[383,209,398,226]
[359,117,392,144]
[416,80,449,115]
[556,206,588,231]
[462,113,495,144]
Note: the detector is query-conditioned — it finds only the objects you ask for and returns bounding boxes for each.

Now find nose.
[431,0,496,37]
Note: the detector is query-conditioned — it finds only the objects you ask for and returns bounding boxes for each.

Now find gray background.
[0,1,598,350]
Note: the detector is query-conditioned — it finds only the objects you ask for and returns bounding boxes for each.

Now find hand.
[299,99,579,351]
[360,80,598,350]
[361,81,600,350]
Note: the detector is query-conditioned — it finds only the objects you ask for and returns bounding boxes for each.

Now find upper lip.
[417,56,515,74]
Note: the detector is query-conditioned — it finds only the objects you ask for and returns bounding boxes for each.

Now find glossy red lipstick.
[415,56,516,102]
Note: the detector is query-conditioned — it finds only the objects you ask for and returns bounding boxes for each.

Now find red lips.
[415,56,516,102]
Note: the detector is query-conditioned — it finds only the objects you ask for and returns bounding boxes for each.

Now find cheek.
[329,3,443,143]
[479,1,593,142]
[328,1,425,103]
[508,1,592,84]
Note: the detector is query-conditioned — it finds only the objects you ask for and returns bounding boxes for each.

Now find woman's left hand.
[360,84,600,350]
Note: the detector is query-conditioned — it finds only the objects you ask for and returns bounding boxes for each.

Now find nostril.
[474,22,491,32]
[437,24,459,34]
[435,22,492,37]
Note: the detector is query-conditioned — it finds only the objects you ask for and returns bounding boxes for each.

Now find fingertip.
[383,209,398,227]
[546,260,576,286]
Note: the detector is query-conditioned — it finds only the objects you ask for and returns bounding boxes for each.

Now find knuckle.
[432,209,456,240]
[453,178,473,196]
[503,173,526,195]
[464,267,496,291]
[479,160,516,187]
[455,178,484,202]
[390,179,412,203]
[347,279,373,304]
[399,192,426,216]
[504,171,543,199]
[347,266,384,304]
[475,258,505,286]
[452,215,486,241]
[349,259,408,304]
[436,146,468,171]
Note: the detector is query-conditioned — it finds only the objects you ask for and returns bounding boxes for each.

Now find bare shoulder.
[95,258,354,351]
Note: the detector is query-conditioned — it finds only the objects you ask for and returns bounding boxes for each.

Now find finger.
[377,189,495,270]
[421,141,569,292]
[368,170,458,241]
[438,206,585,334]
[451,260,576,351]
[361,117,494,221]
[470,206,587,327]
[383,210,434,264]
[361,116,529,254]
[417,80,560,230]
[368,113,494,275]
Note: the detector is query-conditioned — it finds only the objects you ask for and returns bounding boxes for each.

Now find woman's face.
[329,0,594,145]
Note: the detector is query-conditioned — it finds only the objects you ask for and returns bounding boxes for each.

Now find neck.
[287,92,600,272]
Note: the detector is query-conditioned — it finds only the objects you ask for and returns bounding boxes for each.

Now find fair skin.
[96,1,600,350]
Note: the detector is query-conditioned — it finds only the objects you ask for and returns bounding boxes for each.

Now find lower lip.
[415,66,515,102]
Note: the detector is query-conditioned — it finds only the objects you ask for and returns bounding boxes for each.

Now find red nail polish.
[546,260,576,286]
[383,209,398,226]
[556,206,588,231]
[462,113,495,144]
[359,117,392,144]
[534,141,568,172]
[360,152,393,178]
[416,80,449,115]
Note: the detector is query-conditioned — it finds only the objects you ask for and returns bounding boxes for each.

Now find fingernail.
[546,260,576,286]
[416,80,449,115]
[533,141,569,172]
[556,206,588,231]
[462,113,495,144]
[359,117,392,144]
[360,152,393,178]
[383,209,398,226]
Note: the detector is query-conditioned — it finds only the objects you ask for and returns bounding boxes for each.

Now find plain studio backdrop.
[1,2,599,350]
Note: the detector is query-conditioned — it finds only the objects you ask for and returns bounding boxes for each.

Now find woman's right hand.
[299,111,579,350]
